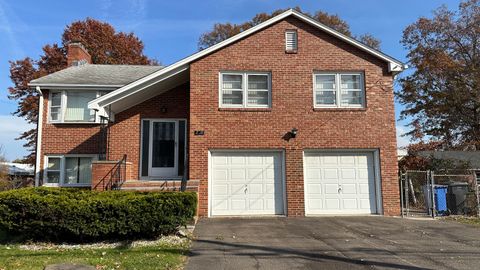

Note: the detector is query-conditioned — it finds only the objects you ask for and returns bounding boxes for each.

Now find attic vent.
[285,30,297,52]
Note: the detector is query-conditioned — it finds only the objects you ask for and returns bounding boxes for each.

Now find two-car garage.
[208,150,381,217]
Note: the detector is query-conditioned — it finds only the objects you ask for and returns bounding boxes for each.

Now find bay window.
[314,73,365,108]
[44,155,96,186]
[220,72,271,108]
[49,90,108,123]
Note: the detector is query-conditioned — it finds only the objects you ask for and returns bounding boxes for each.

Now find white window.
[285,30,298,52]
[314,73,364,108]
[220,72,271,108]
[49,90,108,123]
[44,155,96,186]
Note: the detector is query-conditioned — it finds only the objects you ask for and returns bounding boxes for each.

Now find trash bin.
[422,184,448,215]
[447,182,469,215]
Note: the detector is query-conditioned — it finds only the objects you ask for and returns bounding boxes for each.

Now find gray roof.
[29,64,163,87]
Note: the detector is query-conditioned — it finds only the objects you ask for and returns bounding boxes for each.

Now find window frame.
[48,90,106,124]
[43,154,98,187]
[313,72,365,109]
[219,71,272,109]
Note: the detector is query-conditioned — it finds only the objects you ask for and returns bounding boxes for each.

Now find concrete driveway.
[185,216,480,270]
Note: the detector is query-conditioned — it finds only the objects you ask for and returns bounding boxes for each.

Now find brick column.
[285,148,305,217]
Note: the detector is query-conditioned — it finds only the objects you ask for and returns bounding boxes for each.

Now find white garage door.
[304,152,378,215]
[210,151,284,216]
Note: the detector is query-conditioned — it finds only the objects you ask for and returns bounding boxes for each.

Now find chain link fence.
[400,170,480,218]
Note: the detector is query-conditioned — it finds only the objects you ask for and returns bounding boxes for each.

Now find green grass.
[0,240,190,270]
[445,216,480,227]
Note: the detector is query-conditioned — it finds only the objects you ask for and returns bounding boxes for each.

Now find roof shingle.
[29,64,163,87]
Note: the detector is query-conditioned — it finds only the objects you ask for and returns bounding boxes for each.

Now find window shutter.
[285,30,297,51]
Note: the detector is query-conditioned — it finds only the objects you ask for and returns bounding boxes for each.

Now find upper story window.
[49,90,108,123]
[314,73,365,108]
[219,72,271,108]
[285,30,298,52]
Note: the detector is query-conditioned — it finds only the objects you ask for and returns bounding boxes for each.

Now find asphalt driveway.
[185,216,480,270]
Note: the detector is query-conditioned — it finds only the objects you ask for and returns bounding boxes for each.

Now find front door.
[149,120,178,178]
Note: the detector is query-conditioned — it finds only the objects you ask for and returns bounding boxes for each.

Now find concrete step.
[119,179,199,192]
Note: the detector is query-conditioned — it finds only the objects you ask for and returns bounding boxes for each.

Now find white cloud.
[0,115,34,161]
[396,125,410,149]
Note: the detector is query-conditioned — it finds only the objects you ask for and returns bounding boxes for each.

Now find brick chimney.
[67,42,92,66]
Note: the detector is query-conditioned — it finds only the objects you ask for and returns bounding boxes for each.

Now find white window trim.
[43,154,98,187]
[313,72,365,109]
[48,90,106,124]
[219,72,272,109]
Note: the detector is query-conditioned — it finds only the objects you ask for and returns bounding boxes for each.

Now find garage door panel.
[213,170,228,181]
[322,155,339,165]
[323,169,339,180]
[341,184,357,194]
[340,156,355,165]
[212,184,228,195]
[248,183,263,194]
[340,168,356,180]
[212,156,228,165]
[307,184,322,194]
[305,152,377,215]
[325,184,339,194]
[308,198,323,209]
[231,156,246,165]
[212,199,228,211]
[211,151,284,216]
[230,184,245,195]
[231,169,245,180]
[325,198,340,209]
[343,198,358,209]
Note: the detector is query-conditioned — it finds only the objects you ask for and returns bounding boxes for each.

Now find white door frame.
[302,149,383,215]
[208,149,287,217]
[140,118,187,179]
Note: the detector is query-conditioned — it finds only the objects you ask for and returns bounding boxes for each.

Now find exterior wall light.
[290,128,298,138]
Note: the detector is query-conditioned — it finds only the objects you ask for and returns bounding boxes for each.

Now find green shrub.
[0,187,197,242]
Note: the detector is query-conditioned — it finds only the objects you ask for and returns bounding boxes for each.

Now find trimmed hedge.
[0,187,197,242]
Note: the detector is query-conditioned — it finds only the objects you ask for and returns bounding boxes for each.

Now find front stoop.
[119,180,199,192]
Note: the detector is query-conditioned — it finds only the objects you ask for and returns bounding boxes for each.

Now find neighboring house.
[1,162,34,178]
[29,10,405,217]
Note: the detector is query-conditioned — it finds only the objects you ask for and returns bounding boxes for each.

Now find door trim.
[208,149,287,217]
[302,149,383,216]
[139,118,187,180]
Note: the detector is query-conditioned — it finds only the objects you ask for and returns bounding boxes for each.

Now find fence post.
[400,172,405,218]
[474,170,480,218]
[430,170,436,219]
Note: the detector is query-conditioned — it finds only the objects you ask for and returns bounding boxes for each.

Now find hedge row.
[0,187,197,242]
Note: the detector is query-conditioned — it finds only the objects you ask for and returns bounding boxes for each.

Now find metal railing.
[94,155,127,190]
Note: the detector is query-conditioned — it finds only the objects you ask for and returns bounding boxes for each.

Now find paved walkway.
[186,216,480,270]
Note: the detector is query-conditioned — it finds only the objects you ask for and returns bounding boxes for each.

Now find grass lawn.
[0,232,190,270]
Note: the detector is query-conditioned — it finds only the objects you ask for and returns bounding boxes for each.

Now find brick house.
[29,10,405,217]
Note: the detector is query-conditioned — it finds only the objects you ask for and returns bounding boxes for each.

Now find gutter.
[34,86,43,187]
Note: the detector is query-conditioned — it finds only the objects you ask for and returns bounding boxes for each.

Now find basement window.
[285,30,298,52]
[44,155,97,186]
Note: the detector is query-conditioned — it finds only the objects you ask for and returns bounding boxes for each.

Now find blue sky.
[0,0,463,160]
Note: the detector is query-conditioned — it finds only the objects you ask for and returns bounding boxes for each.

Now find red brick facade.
[38,16,400,217]
[189,17,399,216]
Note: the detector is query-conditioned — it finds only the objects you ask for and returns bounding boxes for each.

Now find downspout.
[34,86,44,187]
